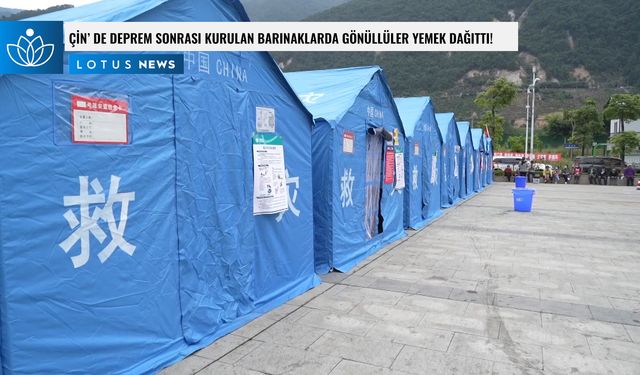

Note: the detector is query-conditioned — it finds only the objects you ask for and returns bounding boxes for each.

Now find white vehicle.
[493,156,522,171]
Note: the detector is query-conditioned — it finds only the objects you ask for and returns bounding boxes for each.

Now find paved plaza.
[161,183,640,374]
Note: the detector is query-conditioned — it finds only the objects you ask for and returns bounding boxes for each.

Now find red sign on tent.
[384,145,395,184]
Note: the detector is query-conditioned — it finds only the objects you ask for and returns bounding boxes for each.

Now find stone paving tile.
[321,272,349,284]
[309,331,404,368]
[609,297,640,312]
[539,299,592,319]
[196,334,247,361]
[295,308,377,336]
[218,340,263,365]
[414,277,479,291]
[420,311,501,339]
[391,345,495,375]
[339,275,376,288]
[235,342,341,375]
[366,321,454,351]
[494,294,541,312]
[396,294,469,314]
[542,313,630,341]
[159,355,212,375]
[367,277,414,293]
[492,286,541,300]
[448,332,543,370]
[328,360,413,375]
[587,336,640,363]
[363,266,424,282]
[280,306,314,323]
[333,285,405,305]
[408,283,453,299]
[543,347,640,375]
[348,302,425,326]
[253,321,326,349]
[232,316,277,339]
[304,293,359,313]
[539,290,611,310]
[490,362,542,375]
[449,289,496,305]
[589,305,640,326]
[465,304,542,327]
[287,283,333,306]
[260,303,299,321]
[197,362,265,375]
[624,324,640,343]
[404,267,457,280]
[499,320,591,355]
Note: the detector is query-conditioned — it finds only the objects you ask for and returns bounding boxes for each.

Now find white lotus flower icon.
[6,28,55,67]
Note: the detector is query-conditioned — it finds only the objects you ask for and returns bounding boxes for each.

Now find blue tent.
[394,97,425,229]
[456,121,474,199]
[471,129,486,192]
[485,136,494,185]
[479,133,489,188]
[394,97,442,228]
[435,113,461,207]
[285,67,406,273]
[2,1,319,374]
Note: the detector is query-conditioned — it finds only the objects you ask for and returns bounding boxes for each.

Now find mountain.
[275,0,639,145]
[0,5,73,20]
[0,7,21,17]
[240,0,350,21]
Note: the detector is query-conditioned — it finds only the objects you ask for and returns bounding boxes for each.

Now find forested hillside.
[274,0,639,143]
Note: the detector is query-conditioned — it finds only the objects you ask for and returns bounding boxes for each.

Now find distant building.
[610,118,640,135]
[609,119,640,165]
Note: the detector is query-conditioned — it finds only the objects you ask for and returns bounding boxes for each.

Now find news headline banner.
[65,22,518,52]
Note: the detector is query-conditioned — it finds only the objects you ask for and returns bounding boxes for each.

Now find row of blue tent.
[0,0,492,374]
[285,68,494,274]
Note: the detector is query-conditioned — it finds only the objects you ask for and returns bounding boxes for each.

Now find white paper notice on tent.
[395,151,405,190]
[252,134,288,215]
[256,107,276,133]
[454,155,459,177]
[71,95,128,144]
[343,130,354,154]
[431,155,438,185]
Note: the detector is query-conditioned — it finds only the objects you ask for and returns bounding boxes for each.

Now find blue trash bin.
[512,188,535,212]
[515,176,527,188]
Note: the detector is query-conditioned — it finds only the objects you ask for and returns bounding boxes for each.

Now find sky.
[0,0,98,10]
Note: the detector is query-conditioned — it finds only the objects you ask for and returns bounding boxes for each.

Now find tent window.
[364,128,385,239]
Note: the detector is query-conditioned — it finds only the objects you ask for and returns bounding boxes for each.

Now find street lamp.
[529,69,541,161]
[524,87,531,158]
[620,101,626,133]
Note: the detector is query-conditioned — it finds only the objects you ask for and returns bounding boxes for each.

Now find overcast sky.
[0,0,98,10]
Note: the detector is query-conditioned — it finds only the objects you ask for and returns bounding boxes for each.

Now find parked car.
[573,156,625,173]
[493,156,522,171]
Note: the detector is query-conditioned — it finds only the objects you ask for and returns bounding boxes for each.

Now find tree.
[567,98,604,156]
[474,78,517,144]
[603,94,640,133]
[544,112,572,140]
[610,132,640,159]
[477,111,504,144]
[603,94,640,159]
[507,135,542,153]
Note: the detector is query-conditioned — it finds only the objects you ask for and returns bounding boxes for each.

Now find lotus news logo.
[6,28,55,67]
[0,21,63,74]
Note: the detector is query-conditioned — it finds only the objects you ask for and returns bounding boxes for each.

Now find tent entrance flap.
[364,130,385,240]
